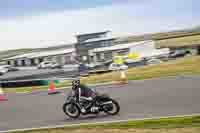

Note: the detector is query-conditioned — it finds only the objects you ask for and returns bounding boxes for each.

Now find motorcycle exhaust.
[102,101,112,105]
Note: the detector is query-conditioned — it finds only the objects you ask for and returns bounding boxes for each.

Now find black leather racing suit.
[73,84,96,105]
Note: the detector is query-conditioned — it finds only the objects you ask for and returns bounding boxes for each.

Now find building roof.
[139,48,170,58]
[29,48,75,58]
[82,37,116,44]
[76,31,110,38]
[4,53,36,60]
[90,40,154,53]
[37,43,75,51]
[4,48,75,60]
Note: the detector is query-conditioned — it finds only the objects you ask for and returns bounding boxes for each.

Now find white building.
[3,48,76,67]
[89,40,170,63]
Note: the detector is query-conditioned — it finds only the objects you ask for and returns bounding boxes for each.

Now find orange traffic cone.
[0,86,7,101]
[48,80,60,95]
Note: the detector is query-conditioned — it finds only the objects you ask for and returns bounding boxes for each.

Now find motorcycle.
[62,88,120,118]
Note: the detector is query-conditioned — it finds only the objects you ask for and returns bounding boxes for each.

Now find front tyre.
[63,102,80,118]
[103,99,120,115]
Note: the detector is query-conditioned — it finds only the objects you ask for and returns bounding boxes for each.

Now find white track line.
[1,113,200,133]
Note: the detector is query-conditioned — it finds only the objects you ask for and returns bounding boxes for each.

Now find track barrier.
[0,85,7,101]
[0,77,78,95]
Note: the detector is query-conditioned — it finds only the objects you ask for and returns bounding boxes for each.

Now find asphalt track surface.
[0,76,200,131]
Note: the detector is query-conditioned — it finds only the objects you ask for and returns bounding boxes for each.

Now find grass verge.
[10,115,200,133]
[81,56,200,84]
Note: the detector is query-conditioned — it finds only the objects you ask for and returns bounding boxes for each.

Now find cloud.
[0,0,133,18]
[0,1,199,51]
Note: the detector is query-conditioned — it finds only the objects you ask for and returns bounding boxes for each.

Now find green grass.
[77,116,200,129]
[11,116,200,133]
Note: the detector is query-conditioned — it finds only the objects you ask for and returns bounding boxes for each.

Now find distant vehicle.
[37,61,62,69]
[78,63,89,76]
[87,61,112,71]
[3,65,19,72]
[169,50,191,58]
[124,58,142,64]
[0,66,8,75]
[146,58,163,65]
[108,63,128,71]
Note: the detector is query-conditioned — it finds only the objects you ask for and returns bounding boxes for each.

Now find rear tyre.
[63,102,80,118]
[103,99,120,115]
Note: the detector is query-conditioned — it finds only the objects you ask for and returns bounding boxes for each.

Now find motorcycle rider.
[72,79,96,113]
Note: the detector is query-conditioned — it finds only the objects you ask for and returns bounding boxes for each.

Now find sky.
[0,0,199,51]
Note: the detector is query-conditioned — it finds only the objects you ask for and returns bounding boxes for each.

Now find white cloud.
[0,3,199,51]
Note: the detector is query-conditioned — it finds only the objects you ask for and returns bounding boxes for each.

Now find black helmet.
[72,79,80,90]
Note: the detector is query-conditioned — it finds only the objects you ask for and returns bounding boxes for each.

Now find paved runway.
[0,76,200,131]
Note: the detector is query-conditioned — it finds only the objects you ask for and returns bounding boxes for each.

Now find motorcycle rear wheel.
[103,99,120,115]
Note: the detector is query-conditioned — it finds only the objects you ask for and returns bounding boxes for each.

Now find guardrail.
[0,77,79,88]
[89,69,111,75]
[0,77,79,83]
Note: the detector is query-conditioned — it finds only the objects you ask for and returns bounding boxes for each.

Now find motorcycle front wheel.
[103,99,120,115]
[63,102,80,118]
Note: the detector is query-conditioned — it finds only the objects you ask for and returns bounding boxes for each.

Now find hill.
[116,27,200,47]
